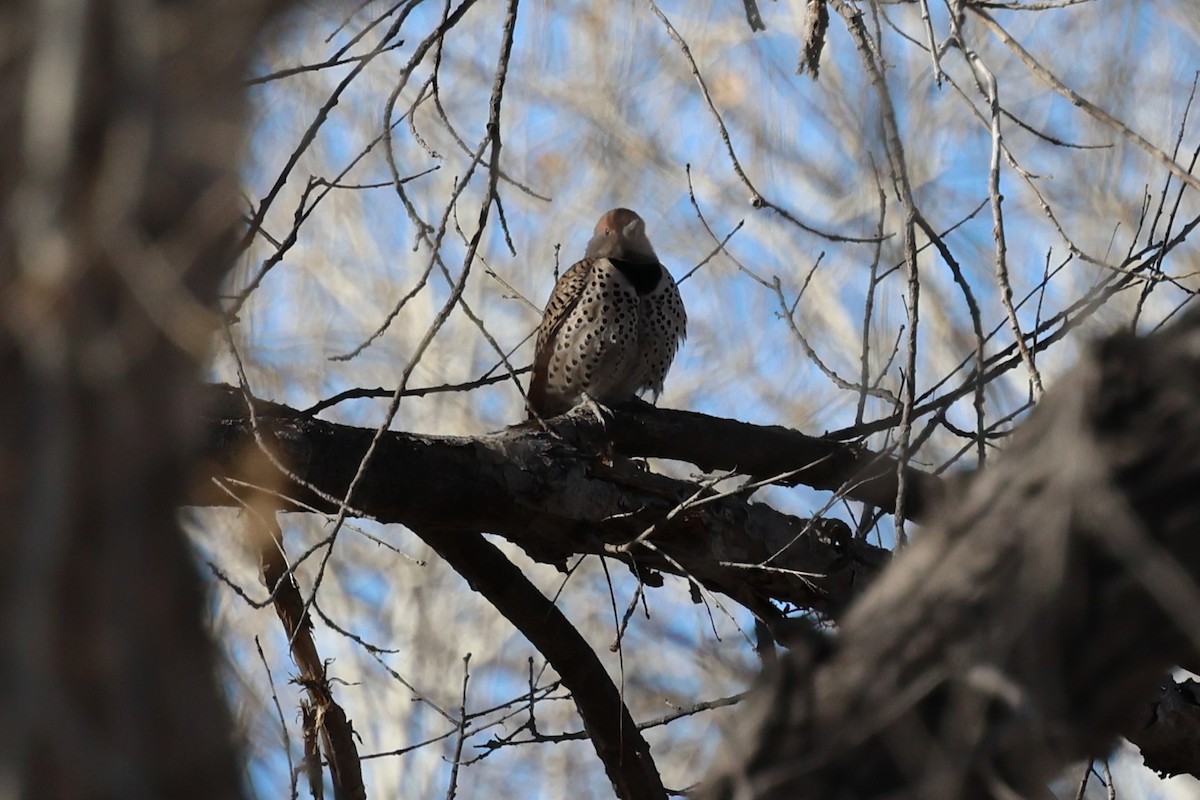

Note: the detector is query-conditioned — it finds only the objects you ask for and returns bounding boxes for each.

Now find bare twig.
[973,7,1200,194]
[645,0,878,243]
[445,654,471,800]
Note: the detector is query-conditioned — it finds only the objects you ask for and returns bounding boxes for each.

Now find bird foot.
[578,392,613,429]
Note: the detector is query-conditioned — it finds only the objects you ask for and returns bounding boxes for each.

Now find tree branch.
[196,385,900,616]
[592,404,944,522]
[412,527,666,800]
[257,517,365,800]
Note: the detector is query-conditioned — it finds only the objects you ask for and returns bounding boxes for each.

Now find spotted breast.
[527,208,687,418]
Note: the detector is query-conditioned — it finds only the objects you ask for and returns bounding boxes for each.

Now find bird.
[527,208,687,418]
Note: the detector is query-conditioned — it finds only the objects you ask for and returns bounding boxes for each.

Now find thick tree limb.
[197,385,896,616]
[570,403,944,522]
[698,311,1200,799]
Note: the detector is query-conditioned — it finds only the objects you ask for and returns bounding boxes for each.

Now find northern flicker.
[527,208,687,418]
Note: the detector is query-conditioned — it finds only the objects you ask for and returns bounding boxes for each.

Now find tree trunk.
[0,1,279,796]
[699,311,1200,799]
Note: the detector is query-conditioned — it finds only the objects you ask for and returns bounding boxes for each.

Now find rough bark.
[1126,677,1200,780]
[698,311,1200,799]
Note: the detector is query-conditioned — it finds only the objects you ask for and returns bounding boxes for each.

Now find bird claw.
[578,392,613,429]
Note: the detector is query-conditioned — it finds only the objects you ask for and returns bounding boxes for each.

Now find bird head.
[584,208,658,263]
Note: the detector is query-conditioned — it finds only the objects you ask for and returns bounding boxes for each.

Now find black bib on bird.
[608,259,664,294]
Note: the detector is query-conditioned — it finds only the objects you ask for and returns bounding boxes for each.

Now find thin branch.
[972,7,1200,194]
[829,0,922,542]
[645,0,879,243]
[445,654,471,800]
[947,15,1044,396]
[301,366,531,417]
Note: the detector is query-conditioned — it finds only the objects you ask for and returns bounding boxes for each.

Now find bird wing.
[527,258,596,417]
